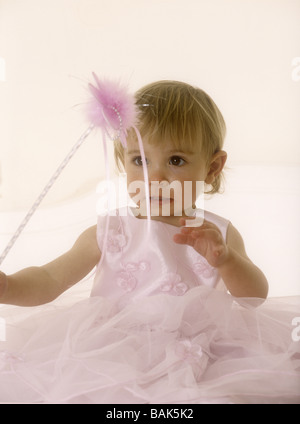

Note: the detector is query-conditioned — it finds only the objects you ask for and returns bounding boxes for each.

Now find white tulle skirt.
[0,285,299,404]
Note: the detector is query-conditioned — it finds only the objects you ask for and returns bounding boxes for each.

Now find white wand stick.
[0,124,95,266]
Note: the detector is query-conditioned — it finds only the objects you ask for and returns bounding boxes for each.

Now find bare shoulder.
[72,225,101,260]
[226,223,249,260]
[41,225,101,290]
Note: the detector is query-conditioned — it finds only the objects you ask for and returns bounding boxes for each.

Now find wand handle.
[0,124,95,267]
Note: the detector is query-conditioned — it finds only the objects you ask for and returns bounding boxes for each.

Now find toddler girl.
[0,80,299,404]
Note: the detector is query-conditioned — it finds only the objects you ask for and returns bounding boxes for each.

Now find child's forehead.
[126,131,198,154]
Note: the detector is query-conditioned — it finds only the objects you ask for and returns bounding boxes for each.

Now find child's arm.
[0,225,101,306]
[173,220,269,299]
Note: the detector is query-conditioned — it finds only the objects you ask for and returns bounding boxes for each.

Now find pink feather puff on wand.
[87,74,136,147]
[0,74,150,267]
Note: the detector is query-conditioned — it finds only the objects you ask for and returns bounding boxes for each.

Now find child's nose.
[147,164,169,183]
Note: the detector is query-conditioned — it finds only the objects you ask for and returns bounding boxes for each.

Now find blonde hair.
[114,80,226,194]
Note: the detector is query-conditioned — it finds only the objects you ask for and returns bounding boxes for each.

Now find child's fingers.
[180,226,194,234]
[178,217,196,227]
[180,223,210,235]
[173,233,195,247]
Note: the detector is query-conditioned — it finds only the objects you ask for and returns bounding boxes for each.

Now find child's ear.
[205,150,227,184]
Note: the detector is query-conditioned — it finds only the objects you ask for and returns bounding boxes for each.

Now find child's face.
[124,135,211,220]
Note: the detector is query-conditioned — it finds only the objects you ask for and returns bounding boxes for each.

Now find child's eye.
[133,156,148,166]
[169,156,185,166]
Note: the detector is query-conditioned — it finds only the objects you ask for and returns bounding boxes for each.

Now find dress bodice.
[91,208,230,307]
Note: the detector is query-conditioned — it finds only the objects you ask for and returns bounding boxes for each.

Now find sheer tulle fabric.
[0,287,299,404]
[0,210,299,403]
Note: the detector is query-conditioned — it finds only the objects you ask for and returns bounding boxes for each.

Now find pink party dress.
[0,208,299,403]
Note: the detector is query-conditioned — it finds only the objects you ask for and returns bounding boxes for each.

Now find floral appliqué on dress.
[116,261,151,292]
[174,338,209,381]
[106,229,126,253]
[192,258,217,279]
[160,273,188,296]
[175,339,203,362]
